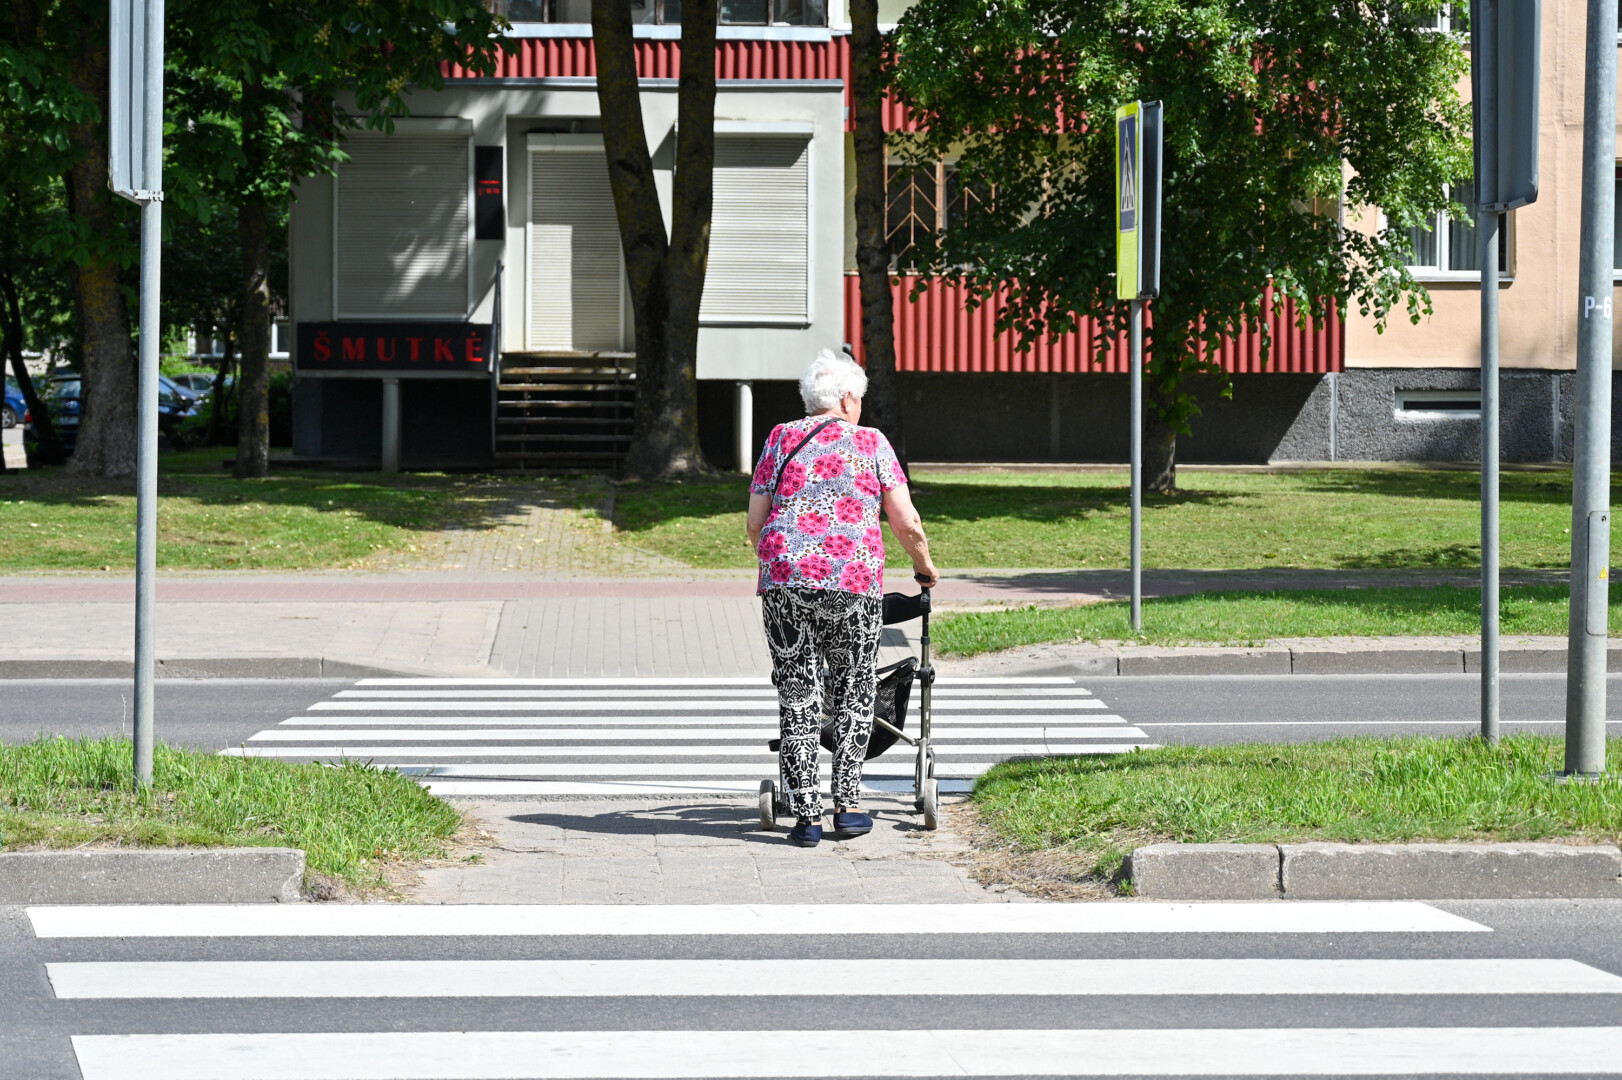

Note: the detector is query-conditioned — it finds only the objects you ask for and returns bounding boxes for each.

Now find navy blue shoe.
[832,811,873,837]
[790,819,823,847]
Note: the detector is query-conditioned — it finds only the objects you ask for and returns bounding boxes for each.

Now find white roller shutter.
[702,136,809,324]
[336,133,470,318]
[528,143,624,351]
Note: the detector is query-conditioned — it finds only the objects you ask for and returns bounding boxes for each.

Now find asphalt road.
[4,674,1619,752]
[1095,672,1622,744]
[4,899,1622,1079]
[0,679,347,750]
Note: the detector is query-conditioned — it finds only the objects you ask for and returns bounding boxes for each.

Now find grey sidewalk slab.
[407,797,1001,905]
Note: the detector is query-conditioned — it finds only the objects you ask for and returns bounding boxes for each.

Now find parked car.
[33,374,198,452]
[3,378,24,429]
[168,372,216,396]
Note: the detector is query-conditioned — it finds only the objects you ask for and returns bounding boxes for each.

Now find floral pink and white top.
[750,416,907,597]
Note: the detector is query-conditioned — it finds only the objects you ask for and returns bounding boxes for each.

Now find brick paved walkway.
[369,479,686,578]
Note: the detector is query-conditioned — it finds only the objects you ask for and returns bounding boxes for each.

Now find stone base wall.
[707,369,1598,466]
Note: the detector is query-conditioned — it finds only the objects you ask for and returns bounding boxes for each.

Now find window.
[1395,389,1481,419]
[500,0,825,26]
[1613,165,1622,275]
[1404,182,1508,275]
[885,161,990,271]
[335,128,471,319]
[1406,2,1460,31]
[702,134,810,323]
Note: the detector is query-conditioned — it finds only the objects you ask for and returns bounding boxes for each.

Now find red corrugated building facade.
[444,35,1342,380]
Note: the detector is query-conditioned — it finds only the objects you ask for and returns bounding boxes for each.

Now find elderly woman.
[747,350,940,848]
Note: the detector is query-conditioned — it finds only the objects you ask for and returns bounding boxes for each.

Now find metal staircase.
[492,355,635,470]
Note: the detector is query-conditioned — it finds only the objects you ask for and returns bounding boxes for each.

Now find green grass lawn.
[973,736,1622,883]
[0,736,461,891]
[933,585,1608,654]
[0,449,601,571]
[612,468,1587,571]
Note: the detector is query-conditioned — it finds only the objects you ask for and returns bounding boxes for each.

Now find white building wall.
[289,81,844,383]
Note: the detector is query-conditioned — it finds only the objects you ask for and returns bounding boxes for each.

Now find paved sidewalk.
[0,567,1571,678]
[409,795,1003,904]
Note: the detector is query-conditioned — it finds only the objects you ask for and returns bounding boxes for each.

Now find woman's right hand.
[912,561,940,589]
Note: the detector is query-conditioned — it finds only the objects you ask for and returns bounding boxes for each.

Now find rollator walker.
[759,579,939,830]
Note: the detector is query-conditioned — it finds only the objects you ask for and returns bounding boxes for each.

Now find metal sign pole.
[1480,208,1501,745]
[1472,0,1540,747]
[1477,0,1501,745]
[1566,0,1616,777]
[111,0,164,787]
[1129,299,1144,632]
[1117,100,1160,636]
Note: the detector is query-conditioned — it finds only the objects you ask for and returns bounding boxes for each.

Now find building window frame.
[1396,183,1513,283]
[884,158,990,272]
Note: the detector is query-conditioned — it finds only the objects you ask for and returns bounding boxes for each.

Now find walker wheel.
[758,779,778,831]
[921,777,940,831]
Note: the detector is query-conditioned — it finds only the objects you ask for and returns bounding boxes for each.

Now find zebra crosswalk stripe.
[28,902,1490,937]
[69,1026,1622,1079]
[46,957,1622,999]
[51,902,1596,1080]
[223,675,1156,796]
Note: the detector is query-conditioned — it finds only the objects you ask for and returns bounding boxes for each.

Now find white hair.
[799,349,868,414]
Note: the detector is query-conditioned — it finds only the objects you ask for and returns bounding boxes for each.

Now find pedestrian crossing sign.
[1115,100,1163,302]
[1115,103,1140,300]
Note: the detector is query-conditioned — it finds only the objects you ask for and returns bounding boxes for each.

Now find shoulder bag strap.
[771,418,840,499]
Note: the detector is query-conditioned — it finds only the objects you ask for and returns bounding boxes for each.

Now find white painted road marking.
[29,902,1489,938]
[277,713,1132,726]
[48,957,1615,999]
[229,676,1152,795]
[355,676,1082,686]
[223,743,1157,759]
[71,1027,1621,1079]
[246,726,1145,742]
[310,699,1105,712]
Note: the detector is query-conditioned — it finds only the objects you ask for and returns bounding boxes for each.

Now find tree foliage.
[890,0,1471,487]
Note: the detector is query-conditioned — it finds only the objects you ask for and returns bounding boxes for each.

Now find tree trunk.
[234,197,272,477]
[849,0,906,471]
[1144,382,1177,493]
[1,272,66,464]
[592,0,714,478]
[658,0,718,477]
[60,6,136,478]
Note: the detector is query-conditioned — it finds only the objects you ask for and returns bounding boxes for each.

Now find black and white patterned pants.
[761,586,883,818]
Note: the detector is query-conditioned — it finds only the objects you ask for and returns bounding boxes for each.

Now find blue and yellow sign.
[1115,102,1142,301]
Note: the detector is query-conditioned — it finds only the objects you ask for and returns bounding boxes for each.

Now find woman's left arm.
[747,492,772,550]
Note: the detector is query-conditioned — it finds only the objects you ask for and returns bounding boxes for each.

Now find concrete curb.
[0,658,425,679]
[0,848,306,904]
[942,639,1622,678]
[1128,842,1622,900]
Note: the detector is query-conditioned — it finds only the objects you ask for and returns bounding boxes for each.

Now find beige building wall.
[1345,0,1622,370]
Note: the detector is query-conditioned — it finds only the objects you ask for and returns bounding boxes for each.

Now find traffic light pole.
[1564,0,1616,777]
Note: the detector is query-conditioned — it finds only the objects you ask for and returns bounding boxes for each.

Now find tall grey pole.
[134,198,160,787]
[1476,0,1500,745]
[1564,0,1616,777]
[1130,299,1144,632]
[1480,208,1501,745]
[131,0,164,788]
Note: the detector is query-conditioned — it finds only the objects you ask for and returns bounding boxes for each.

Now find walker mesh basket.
[820,656,916,761]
